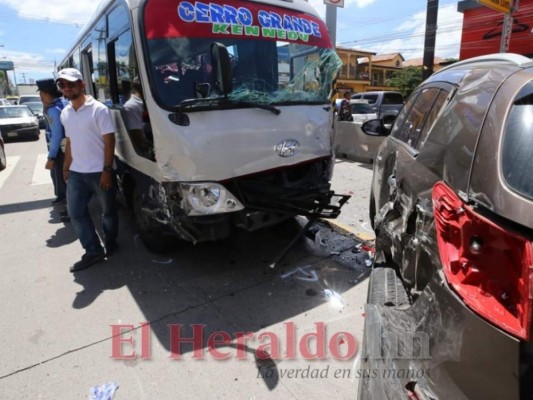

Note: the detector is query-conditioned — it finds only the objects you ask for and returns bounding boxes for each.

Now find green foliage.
[385,66,423,98]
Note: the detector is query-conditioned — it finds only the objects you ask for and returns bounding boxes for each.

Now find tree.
[386,67,423,98]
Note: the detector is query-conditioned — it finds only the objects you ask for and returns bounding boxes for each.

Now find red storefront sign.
[460,0,533,59]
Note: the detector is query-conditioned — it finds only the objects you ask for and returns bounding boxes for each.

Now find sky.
[0,0,465,85]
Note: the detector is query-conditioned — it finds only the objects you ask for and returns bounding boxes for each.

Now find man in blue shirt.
[37,79,68,205]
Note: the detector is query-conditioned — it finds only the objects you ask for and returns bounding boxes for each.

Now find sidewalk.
[325,158,376,241]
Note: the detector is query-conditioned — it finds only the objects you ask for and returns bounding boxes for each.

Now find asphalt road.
[0,135,374,399]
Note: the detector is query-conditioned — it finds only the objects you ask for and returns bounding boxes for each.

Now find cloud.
[370,4,463,60]
[308,0,377,17]
[47,48,68,55]
[354,0,377,7]
[0,0,96,25]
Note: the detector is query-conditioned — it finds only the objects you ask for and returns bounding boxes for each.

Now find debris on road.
[89,382,119,400]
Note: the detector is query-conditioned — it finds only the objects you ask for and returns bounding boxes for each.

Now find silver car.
[359,53,533,400]
[0,106,40,141]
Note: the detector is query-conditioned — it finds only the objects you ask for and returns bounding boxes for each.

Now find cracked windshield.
[144,0,341,108]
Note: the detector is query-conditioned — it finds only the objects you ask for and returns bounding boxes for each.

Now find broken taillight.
[432,181,533,340]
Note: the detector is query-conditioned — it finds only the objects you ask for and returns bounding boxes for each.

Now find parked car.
[25,101,46,129]
[6,96,19,105]
[333,100,383,163]
[0,132,5,171]
[18,95,41,105]
[0,106,40,141]
[351,90,404,128]
[0,98,10,106]
[358,53,533,400]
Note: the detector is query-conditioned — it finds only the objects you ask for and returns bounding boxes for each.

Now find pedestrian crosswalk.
[32,154,53,186]
[0,154,52,190]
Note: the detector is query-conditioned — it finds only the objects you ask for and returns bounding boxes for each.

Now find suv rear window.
[383,93,404,104]
[502,81,533,200]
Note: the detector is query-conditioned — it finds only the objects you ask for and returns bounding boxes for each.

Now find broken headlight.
[179,183,244,216]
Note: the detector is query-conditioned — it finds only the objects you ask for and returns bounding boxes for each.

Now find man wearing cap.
[57,68,119,273]
[338,91,353,122]
[37,78,68,206]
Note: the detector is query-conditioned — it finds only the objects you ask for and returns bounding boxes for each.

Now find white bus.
[59,0,347,252]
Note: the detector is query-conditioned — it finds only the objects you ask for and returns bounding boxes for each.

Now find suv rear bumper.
[360,268,521,400]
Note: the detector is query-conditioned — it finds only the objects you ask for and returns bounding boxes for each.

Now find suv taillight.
[433,181,533,340]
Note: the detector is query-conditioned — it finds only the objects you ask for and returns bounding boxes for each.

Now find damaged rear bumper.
[359,270,521,400]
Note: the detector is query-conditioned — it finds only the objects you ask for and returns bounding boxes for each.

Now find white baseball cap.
[56,68,83,82]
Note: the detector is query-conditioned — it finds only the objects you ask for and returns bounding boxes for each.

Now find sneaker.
[52,197,66,206]
[70,252,106,273]
[105,241,119,256]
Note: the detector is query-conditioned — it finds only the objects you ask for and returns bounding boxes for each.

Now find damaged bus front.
[113,0,346,251]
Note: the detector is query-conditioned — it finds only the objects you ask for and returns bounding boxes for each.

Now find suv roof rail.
[435,53,533,75]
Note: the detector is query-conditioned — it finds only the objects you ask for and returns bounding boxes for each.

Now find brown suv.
[358,53,533,400]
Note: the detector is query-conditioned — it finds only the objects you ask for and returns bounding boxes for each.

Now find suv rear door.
[372,83,452,276]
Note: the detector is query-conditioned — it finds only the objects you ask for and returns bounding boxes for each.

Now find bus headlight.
[179,183,244,216]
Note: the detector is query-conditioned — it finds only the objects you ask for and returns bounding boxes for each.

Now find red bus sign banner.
[145,0,333,48]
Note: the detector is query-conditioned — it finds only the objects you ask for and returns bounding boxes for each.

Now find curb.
[320,218,375,243]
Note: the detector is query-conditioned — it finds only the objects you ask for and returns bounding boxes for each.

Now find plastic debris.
[89,382,119,400]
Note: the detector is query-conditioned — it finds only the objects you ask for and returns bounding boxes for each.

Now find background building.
[458,0,533,59]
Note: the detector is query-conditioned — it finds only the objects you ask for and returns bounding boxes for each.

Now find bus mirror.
[211,42,233,95]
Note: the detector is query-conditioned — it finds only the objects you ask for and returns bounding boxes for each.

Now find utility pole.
[422,0,439,80]
[21,72,27,84]
[325,5,338,47]
[500,0,520,52]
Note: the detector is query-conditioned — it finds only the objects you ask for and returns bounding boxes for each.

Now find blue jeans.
[67,171,118,255]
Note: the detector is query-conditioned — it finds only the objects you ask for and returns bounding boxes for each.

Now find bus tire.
[133,187,179,253]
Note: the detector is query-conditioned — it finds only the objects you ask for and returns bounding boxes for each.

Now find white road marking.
[31,154,52,186]
[0,156,21,190]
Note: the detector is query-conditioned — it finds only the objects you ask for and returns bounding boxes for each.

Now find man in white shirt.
[57,68,119,272]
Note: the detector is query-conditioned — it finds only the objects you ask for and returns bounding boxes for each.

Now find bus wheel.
[133,187,179,253]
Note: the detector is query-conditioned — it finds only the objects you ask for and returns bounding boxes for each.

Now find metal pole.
[422,0,439,80]
[500,0,520,53]
[325,5,337,47]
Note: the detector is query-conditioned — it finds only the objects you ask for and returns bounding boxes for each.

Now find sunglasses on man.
[57,81,80,89]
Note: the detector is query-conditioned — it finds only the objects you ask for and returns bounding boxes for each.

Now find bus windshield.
[144,0,341,109]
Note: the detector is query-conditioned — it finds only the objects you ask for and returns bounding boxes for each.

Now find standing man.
[338,91,354,122]
[37,79,68,205]
[57,68,119,272]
